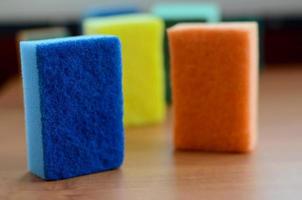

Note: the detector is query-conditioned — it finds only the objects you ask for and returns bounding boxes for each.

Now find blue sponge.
[82,6,139,18]
[20,36,124,180]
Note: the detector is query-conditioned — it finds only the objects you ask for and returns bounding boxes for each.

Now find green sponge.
[152,3,221,103]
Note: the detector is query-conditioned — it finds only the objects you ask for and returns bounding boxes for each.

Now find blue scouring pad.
[20,35,124,180]
[82,6,139,19]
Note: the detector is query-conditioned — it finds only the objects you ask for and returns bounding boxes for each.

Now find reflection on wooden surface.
[1,66,302,199]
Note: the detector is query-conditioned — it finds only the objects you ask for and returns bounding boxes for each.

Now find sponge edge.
[20,41,45,179]
[20,35,124,180]
[168,23,258,153]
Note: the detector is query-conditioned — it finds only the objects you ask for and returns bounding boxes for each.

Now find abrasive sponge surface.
[168,23,258,153]
[21,36,124,180]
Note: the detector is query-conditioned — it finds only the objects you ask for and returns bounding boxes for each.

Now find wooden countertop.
[1,66,302,199]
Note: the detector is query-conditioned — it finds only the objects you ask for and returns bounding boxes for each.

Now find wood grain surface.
[0,66,302,199]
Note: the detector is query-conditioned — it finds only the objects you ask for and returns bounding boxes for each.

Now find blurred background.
[0,0,302,105]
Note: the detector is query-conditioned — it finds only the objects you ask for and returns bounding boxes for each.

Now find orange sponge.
[168,23,258,153]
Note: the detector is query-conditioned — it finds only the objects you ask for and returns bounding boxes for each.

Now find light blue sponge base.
[20,41,45,179]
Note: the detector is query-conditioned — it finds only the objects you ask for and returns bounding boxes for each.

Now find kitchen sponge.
[20,36,124,180]
[83,14,165,126]
[168,23,258,152]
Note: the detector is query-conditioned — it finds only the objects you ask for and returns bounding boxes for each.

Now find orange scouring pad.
[168,22,258,153]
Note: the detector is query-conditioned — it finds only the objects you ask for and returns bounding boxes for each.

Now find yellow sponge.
[83,14,166,126]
